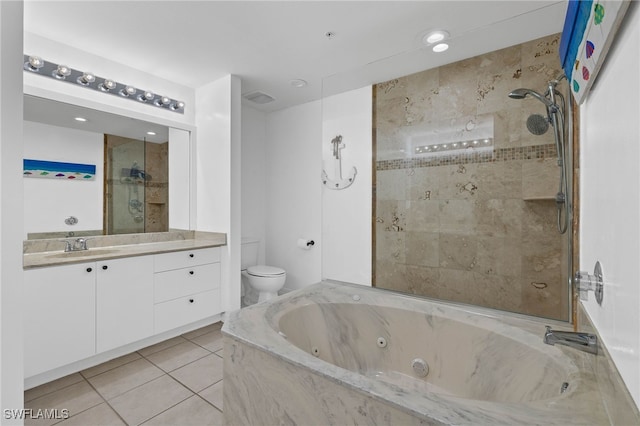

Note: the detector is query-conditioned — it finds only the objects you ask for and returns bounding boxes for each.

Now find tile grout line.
[80,354,143,381]
[24,377,85,405]
[134,375,197,426]
[138,347,213,375]
[25,323,225,425]
[82,375,131,426]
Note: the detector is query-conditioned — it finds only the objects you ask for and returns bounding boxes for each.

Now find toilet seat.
[247,265,285,278]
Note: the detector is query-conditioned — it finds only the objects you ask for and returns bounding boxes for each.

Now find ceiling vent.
[243,91,275,104]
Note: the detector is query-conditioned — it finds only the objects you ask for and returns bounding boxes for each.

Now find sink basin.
[46,249,118,259]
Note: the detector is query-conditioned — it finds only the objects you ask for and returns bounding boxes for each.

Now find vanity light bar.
[415,138,493,155]
[23,55,185,114]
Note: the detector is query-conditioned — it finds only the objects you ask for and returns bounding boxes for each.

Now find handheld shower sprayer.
[508,88,555,108]
[508,77,571,235]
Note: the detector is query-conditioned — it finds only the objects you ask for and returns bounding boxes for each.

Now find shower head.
[508,88,555,108]
[526,114,549,135]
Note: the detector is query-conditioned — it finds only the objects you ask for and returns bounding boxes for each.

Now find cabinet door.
[96,255,154,352]
[24,263,96,377]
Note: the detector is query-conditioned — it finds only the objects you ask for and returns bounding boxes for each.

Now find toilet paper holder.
[297,239,315,250]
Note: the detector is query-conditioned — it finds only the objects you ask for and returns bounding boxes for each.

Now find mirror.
[23,95,190,239]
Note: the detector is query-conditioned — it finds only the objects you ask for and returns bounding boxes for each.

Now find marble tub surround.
[223,281,628,425]
[577,303,640,424]
[23,230,226,269]
[374,33,569,320]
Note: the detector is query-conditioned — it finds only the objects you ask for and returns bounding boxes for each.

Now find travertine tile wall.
[144,142,169,233]
[374,34,569,320]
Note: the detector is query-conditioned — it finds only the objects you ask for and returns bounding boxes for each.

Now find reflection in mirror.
[23,95,175,239]
[105,135,168,235]
[322,34,572,322]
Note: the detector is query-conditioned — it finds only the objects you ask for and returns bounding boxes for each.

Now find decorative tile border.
[376,144,557,171]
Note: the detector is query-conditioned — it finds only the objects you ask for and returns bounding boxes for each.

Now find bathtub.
[222,281,614,425]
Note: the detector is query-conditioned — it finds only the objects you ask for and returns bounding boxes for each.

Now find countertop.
[23,230,226,269]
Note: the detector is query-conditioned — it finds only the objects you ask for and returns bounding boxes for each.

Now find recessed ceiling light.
[423,30,450,45]
[74,117,87,122]
[146,131,156,136]
[290,79,307,88]
[432,43,449,53]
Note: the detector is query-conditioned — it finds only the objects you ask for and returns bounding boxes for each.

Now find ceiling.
[23,1,568,113]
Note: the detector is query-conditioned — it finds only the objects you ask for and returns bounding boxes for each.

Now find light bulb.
[25,56,44,72]
[137,91,154,102]
[77,72,95,85]
[154,96,171,107]
[170,101,185,111]
[432,43,449,53]
[423,30,449,45]
[52,64,71,79]
[99,79,117,92]
[119,86,136,97]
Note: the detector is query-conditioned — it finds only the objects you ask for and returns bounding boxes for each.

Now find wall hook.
[322,135,357,190]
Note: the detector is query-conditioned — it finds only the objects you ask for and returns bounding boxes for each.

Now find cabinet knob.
[86,267,93,273]
[189,298,195,303]
[189,253,194,258]
[189,270,194,275]
[102,265,108,270]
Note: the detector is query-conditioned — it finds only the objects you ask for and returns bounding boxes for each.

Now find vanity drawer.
[154,263,220,303]
[154,247,220,272]
[154,289,221,334]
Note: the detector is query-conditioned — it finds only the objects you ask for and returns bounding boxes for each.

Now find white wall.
[0,0,24,420]
[321,86,372,285]
[195,75,242,313]
[23,121,103,237]
[260,87,372,292]
[241,105,267,265]
[580,4,640,407]
[265,100,322,291]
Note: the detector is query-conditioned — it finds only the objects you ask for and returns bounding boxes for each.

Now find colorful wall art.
[560,0,630,104]
[23,159,96,180]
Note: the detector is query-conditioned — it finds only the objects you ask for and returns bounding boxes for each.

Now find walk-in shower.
[509,75,573,234]
[371,34,570,321]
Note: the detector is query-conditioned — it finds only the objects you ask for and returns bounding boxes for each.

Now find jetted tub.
[222,281,611,425]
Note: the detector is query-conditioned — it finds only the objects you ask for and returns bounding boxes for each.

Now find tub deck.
[222,281,635,425]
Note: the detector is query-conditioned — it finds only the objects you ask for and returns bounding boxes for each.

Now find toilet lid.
[247,265,285,277]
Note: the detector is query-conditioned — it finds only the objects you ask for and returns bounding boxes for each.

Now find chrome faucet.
[543,326,598,355]
[64,238,89,252]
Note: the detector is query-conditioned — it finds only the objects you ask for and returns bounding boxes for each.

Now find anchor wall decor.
[322,135,357,190]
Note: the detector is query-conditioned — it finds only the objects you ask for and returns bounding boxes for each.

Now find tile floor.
[24,322,225,426]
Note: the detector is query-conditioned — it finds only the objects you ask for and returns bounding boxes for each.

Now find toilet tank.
[241,238,259,270]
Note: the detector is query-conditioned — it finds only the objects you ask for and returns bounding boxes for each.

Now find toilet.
[241,238,286,304]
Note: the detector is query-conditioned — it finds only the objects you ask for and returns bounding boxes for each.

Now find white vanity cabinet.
[23,244,223,384]
[96,255,154,353]
[153,247,222,333]
[24,263,96,377]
